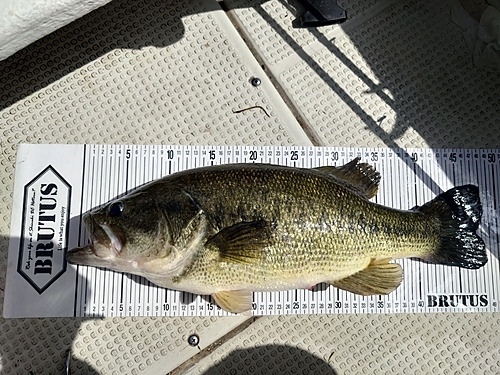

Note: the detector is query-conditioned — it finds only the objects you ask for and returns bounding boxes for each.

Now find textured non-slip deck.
[0,0,499,373]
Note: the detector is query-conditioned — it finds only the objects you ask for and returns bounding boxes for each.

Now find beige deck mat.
[0,0,499,373]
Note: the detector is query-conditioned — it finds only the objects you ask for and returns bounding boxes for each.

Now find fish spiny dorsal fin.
[314,157,381,199]
[205,220,271,264]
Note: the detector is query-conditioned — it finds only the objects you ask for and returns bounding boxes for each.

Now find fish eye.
[109,201,124,217]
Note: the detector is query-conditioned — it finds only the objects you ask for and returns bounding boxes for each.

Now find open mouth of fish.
[98,223,123,256]
[77,215,123,259]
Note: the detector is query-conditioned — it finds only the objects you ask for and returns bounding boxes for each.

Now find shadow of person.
[200,344,338,374]
[0,233,100,374]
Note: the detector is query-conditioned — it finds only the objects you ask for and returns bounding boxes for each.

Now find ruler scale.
[4,144,500,318]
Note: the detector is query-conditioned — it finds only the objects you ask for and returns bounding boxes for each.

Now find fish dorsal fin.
[205,220,271,264]
[212,290,253,314]
[315,157,381,199]
[329,259,402,296]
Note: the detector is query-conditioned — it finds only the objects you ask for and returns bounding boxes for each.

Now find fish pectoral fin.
[212,290,253,314]
[206,220,271,264]
[314,157,380,199]
[329,259,402,296]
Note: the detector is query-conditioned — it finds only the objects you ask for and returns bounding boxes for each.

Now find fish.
[66,158,488,313]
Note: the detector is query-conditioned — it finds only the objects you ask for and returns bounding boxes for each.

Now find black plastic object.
[300,0,347,27]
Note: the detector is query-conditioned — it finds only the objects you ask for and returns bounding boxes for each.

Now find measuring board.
[4,144,500,318]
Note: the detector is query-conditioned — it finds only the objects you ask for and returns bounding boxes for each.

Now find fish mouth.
[66,244,92,265]
[67,227,122,263]
[66,214,124,266]
[81,213,123,258]
[99,223,123,256]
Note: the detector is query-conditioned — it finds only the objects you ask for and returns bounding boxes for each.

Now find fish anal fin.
[315,157,381,199]
[329,259,402,296]
[206,220,271,264]
[212,290,253,314]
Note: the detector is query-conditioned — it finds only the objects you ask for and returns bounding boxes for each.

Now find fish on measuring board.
[66,158,488,314]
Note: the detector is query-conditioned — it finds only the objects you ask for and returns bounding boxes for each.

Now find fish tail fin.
[419,185,487,269]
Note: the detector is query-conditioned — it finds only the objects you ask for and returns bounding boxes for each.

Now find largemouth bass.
[66,158,487,313]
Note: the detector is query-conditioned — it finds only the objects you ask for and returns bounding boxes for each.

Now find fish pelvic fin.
[418,185,487,269]
[212,290,253,314]
[314,157,381,199]
[206,220,271,264]
[329,259,403,296]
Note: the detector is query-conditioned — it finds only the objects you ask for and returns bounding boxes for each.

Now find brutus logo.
[18,166,71,294]
[427,294,488,308]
